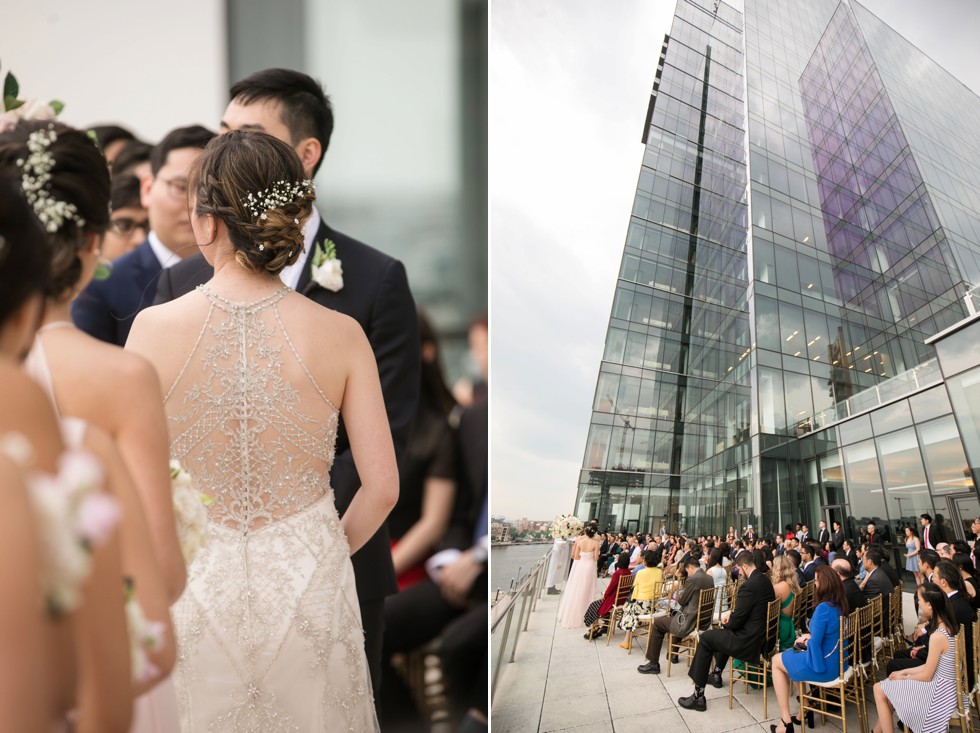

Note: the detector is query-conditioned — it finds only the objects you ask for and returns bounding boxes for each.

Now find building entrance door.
[735,508,751,537]
[946,493,980,542]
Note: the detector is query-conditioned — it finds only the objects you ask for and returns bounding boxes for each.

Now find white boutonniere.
[310,239,343,292]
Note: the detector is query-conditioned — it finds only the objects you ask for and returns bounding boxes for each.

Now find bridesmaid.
[557,525,601,628]
[0,171,132,731]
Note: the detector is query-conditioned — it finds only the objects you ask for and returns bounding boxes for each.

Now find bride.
[127,130,398,732]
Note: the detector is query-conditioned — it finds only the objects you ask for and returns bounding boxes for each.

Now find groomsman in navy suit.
[151,68,421,707]
[72,125,216,345]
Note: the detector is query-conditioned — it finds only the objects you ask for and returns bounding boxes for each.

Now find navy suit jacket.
[152,216,421,602]
[72,239,162,346]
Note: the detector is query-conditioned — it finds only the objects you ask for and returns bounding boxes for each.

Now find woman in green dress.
[772,554,799,651]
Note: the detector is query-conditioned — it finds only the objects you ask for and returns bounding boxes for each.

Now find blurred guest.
[388,310,457,590]
[89,123,135,164]
[452,312,488,407]
[72,124,216,345]
[101,174,149,261]
[111,138,152,179]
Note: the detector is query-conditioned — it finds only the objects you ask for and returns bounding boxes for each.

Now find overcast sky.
[489,0,980,522]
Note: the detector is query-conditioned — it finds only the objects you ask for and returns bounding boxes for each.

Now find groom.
[153,68,420,704]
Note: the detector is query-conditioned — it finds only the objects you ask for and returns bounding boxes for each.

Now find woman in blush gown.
[557,526,601,628]
[128,131,398,732]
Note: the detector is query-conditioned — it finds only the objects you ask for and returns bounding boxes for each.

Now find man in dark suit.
[831,521,845,552]
[860,546,894,622]
[920,513,945,551]
[935,560,977,688]
[72,125,216,344]
[678,550,775,711]
[800,543,822,585]
[152,68,421,703]
[841,538,858,572]
[833,558,870,665]
[816,520,831,547]
[797,525,810,546]
[637,555,714,674]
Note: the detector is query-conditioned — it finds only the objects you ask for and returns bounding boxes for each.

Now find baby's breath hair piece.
[17,125,86,233]
[241,178,315,222]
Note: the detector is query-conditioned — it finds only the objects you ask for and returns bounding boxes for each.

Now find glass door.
[946,493,980,542]
[822,504,847,549]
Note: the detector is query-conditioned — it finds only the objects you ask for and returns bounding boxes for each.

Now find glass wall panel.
[908,385,952,423]
[843,439,888,528]
[585,425,611,470]
[918,416,974,494]
[877,428,930,539]
[946,366,980,481]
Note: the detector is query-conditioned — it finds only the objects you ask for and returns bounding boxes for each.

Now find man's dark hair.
[230,68,333,175]
[110,173,143,212]
[786,549,802,568]
[682,553,701,569]
[734,550,755,569]
[920,513,933,523]
[150,125,216,176]
[935,560,965,593]
[90,124,135,152]
[919,549,940,570]
[112,139,152,177]
[864,547,883,567]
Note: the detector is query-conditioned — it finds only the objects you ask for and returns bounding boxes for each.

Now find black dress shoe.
[678,693,707,711]
[637,661,661,674]
[707,671,724,688]
[669,654,679,664]
[547,587,561,595]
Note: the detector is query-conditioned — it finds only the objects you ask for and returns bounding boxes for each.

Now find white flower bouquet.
[170,460,212,566]
[550,513,584,540]
[28,448,121,617]
[124,577,167,684]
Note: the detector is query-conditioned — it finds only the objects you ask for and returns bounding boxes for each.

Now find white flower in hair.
[241,178,315,221]
[18,126,86,233]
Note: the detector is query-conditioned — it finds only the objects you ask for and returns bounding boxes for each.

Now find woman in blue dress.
[768,565,850,733]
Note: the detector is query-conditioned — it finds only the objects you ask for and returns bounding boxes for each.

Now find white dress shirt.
[278,208,322,291]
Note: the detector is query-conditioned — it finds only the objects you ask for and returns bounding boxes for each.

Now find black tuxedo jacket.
[723,569,777,660]
[816,528,830,545]
[831,530,845,550]
[153,217,421,602]
[72,239,162,346]
[862,567,894,620]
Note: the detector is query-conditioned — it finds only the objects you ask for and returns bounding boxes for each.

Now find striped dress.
[879,627,958,733]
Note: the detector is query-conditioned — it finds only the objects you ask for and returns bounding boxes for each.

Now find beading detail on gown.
[168,285,378,732]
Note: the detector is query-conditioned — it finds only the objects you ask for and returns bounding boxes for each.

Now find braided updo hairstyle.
[0,120,110,299]
[190,130,315,275]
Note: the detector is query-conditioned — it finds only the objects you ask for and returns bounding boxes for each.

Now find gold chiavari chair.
[888,585,904,650]
[728,598,780,717]
[626,580,663,655]
[666,588,716,677]
[951,626,970,733]
[712,581,736,629]
[590,573,634,644]
[792,583,812,636]
[799,608,866,733]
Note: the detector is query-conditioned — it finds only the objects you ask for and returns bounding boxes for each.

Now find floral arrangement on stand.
[549,513,584,540]
[170,460,213,565]
[0,62,63,133]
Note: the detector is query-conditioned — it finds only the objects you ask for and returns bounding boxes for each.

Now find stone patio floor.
[491,581,918,733]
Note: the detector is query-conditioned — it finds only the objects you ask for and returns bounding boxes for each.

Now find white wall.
[1,0,227,141]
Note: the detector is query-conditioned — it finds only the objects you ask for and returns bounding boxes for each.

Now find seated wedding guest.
[918,549,939,583]
[933,560,976,689]
[0,163,133,732]
[585,552,631,640]
[772,555,799,652]
[73,124,216,345]
[101,174,149,261]
[110,138,152,179]
[769,566,849,733]
[785,548,804,588]
[873,582,958,733]
[89,123,135,164]
[636,554,712,674]
[840,538,858,572]
[832,559,867,616]
[800,543,826,585]
[677,550,775,712]
[953,553,980,611]
[388,310,457,590]
[878,547,901,588]
[619,548,664,649]
[860,546,894,621]
[706,548,728,614]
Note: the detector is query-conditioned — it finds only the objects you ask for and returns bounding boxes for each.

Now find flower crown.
[241,179,315,222]
[17,126,85,233]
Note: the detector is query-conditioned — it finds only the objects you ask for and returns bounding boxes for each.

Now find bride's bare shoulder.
[286,293,368,353]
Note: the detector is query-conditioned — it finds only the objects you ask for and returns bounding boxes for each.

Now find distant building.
[575,0,980,543]
[491,522,512,543]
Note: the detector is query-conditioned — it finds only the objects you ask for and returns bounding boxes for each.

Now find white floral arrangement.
[124,577,167,684]
[310,238,343,292]
[170,460,212,566]
[0,63,64,134]
[550,513,584,540]
[28,449,121,617]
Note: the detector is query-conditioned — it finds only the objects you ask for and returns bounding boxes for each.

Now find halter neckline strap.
[197,284,290,312]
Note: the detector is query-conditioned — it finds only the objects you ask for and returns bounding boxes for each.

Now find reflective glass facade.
[575,0,980,545]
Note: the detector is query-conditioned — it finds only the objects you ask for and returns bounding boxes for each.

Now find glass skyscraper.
[575,0,980,550]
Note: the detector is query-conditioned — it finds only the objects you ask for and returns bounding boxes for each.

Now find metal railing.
[490,546,552,704]
[801,358,942,433]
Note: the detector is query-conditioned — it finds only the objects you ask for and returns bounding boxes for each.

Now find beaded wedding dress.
[166,286,378,732]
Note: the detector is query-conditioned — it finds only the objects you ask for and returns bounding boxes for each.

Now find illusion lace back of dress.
[166,286,339,533]
[167,286,378,733]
